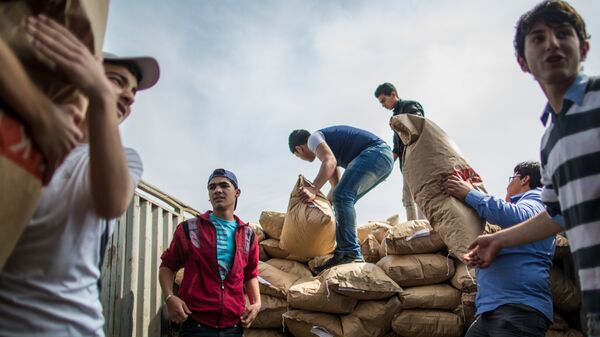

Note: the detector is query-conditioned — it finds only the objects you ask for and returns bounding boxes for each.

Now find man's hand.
[30,103,83,183]
[241,302,260,328]
[26,15,114,101]
[166,295,191,324]
[443,174,473,201]
[298,186,318,203]
[463,234,502,268]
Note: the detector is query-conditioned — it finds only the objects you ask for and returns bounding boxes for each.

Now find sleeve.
[307,131,325,153]
[160,222,188,272]
[243,230,259,282]
[464,189,545,228]
[124,147,144,188]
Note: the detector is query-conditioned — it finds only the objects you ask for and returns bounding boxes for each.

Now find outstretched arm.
[298,142,337,203]
[464,210,563,267]
[27,15,133,218]
[0,34,82,181]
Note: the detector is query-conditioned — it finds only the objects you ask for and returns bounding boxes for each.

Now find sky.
[104,0,600,224]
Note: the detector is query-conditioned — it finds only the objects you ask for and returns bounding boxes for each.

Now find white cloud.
[105,0,600,224]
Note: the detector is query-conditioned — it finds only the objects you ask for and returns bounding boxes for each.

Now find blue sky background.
[104,0,600,224]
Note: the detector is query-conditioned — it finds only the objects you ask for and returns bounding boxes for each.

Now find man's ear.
[517,55,530,73]
[580,40,590,62]
[235,189,241,198]
[391,91,399,100]
[521,175,531,187]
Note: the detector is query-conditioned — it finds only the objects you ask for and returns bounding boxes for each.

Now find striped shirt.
[209,214,237,280]
[539,74,600,314]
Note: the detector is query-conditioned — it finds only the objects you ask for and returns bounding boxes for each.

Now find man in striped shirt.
[464,1,599,336]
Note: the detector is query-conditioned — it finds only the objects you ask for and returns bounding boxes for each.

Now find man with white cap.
[0,15,159,336]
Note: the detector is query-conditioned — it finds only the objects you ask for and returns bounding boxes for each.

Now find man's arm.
[465,210,564,267]
[159,267,191,324]
[0,33,82,180]
[28,15,133,218]
[298,142,337,203]
[241,277,260,328]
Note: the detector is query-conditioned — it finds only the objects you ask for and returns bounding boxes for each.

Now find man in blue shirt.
[288,126,393,273]
[444,161,554,337]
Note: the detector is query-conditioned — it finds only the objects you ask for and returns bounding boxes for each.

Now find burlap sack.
[400,284,461,310]
[266,258,312,278]
[546,330,585,337]
[358,222,392,243]
[361,234,381,263]
[259,244,269,262]
[549,312,569,331]
[376,254,454,287]
[279,175,336,258]
[391,115,486,261]
[252,294,287,329]
[453,291,476,328]
[243,328,286,337]
[0,0,108,271]
[260,239,289,259]
[249,222,266,242]
[321,262,402,300]
[379,220,445,256]
[387,214,401,227]
[283,310,343,337]
[550,267,581,312]
[258,261,301,299]
[308,254,333,274]
[341,296,402,337]
[174,268,184,286]
[392,309,463,337]
[287,276,357,314]
[450,260,477,292]
[259,211,285,240]
[564,330,585,337]
[554,234,570,260]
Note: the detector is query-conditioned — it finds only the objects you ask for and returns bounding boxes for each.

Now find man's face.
[377,92,398,110]
[518,21,589,87]
[505,172,525,202]
[208,176,240,211]
[104,63,139,123]
[293,145,316,162]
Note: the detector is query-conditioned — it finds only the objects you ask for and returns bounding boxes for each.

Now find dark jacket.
[392,99,424,167]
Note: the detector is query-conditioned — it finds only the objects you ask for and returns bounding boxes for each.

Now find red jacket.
[160,211,259,328]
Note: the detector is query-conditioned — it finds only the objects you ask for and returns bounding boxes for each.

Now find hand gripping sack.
[0,0,108,271]
[279,175,336,258]
[391,114,486,261]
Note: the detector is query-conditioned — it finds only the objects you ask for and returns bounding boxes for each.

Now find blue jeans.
[465,304,549,337]
[332,143,393,259]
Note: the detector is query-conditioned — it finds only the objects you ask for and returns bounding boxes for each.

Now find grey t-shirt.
[0,144,143,337]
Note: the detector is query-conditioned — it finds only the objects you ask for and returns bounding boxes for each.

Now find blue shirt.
[209,214,238,280]
[318,125,385,168]
[464,188,555,321]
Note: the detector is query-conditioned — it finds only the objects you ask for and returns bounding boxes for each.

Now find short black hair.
[104,60,143,84]
[288,129,310,153]
[514,0,589,60]
[514,161,542,189]
[374,82,397,98]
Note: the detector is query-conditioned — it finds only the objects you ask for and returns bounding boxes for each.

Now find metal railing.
[100,180,199,337]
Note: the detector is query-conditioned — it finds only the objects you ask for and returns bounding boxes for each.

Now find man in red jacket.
[159,169,260,336]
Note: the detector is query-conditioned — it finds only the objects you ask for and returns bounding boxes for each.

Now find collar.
[540,73,589,126]
[509,187,542,203]
[200,211,246,227]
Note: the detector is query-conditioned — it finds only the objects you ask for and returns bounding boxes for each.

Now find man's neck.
[212,209,235,221]
[541,75,578,114]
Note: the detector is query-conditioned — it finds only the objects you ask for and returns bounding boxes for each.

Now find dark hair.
[288,129,310,153]
[514,161,542,189]
[105,61,143,84]
[374,82,397,98]
[514,0,589,59]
